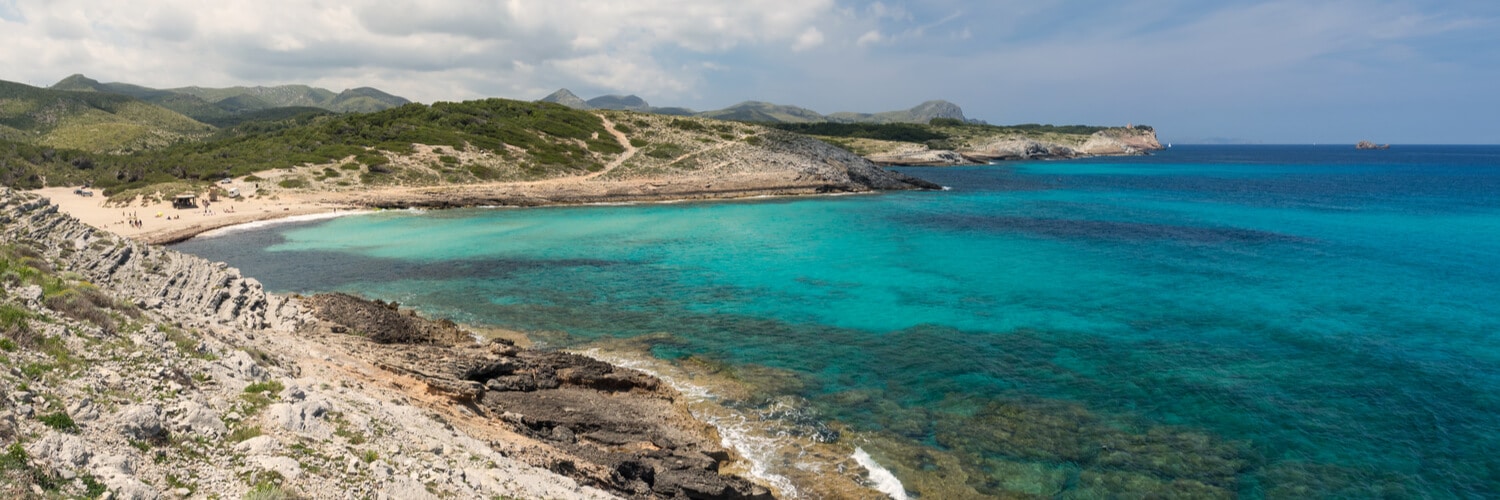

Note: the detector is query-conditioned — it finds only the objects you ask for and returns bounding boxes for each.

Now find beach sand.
[33,185,358,244]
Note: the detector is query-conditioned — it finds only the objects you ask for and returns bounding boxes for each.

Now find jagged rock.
[27,432,93,468]
[269,398,332,436]
[0,190,758,500]
[253,456,305,481]
[234,435,283,455]
[114,404,165,440]
[170,400,227,437]
[215,350,268,382]
[67,398,100,422]
[102,477,159,500]
[17,284,43,305]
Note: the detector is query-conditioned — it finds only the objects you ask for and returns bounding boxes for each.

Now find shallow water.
[175,145,1500,498]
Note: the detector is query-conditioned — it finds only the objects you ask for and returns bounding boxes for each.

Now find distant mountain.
[697,101,826,123]
[827,100,972,124]
[585,94,649,111]
[539,89,692,115]
[1,78,213,152]
[49,74,411,125]
[539,89,591,110]
[534,88,978,125]
[168,83,408,113]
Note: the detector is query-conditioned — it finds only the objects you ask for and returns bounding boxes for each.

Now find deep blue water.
[175,145,1500,498]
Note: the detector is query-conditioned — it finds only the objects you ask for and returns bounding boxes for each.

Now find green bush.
[244,380,285,394]
[39,411,78,432]
[277,178,307,189]
[668,119,707,132]
[24,98,617,194]
[645,144,685,160]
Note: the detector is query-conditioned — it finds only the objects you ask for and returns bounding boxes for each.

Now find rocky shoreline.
[866,128,1164,166]
[0,188,782,499]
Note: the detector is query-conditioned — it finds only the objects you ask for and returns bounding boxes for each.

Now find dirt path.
[584,113,638,180]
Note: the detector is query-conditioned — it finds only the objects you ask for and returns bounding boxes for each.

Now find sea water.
[174,145,1500,498]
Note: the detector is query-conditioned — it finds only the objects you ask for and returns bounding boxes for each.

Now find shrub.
[229,425,262,443]
[645,144,685,160]
[276,178,307,189]
[243,481,291,500]
[39,411,78,432]
[244,380,285,394]
[668,119,707,132]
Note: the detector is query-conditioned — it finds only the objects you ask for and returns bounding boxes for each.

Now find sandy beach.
[32,185,360,244]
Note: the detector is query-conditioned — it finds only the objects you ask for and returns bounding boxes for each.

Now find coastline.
[0,188,791,498]
[34,178,907,245]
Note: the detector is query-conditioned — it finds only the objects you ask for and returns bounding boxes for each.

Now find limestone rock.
[233,435,283,456]
[28,432,93,468]
[170,400,227,437]
[269,398,332,436]
[115,404,165,440]
[252,456,304,481]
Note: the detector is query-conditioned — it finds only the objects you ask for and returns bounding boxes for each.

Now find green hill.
[62,99,625,193]
[170,83,410,113]
[1,79,214,152]
[51,75,411,126]
[697,101,826,123]
[827,100,971,124]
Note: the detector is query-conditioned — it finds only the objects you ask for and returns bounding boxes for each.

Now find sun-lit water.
[175,145,1500,498]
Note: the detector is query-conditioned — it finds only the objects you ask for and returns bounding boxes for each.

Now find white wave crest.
[577,349,800,497]
[194,210,374,238]
[853,447,908,500]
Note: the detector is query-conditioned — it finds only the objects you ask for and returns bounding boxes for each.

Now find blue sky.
[1,0,1496,143]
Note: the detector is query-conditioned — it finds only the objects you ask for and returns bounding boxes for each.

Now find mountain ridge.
[537,88,981,124]
[0,78,214,152]
[49,74,410,125]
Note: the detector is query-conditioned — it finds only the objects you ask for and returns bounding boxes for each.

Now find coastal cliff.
[866,127,1163,166]
[0,188,777,499]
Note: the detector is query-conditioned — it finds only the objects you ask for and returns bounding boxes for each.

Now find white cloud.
[856,30,884,47]
[0,0,840,102]
[792,27,825,51]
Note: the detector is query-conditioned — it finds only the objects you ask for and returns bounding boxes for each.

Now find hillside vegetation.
[0,80,213,152]
[2,98,630,194]
[542,89,975,125]
[50,75,408,127]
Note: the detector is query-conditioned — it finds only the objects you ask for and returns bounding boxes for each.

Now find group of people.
[124,211,143,229]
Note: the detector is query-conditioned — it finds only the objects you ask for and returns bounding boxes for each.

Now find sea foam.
[853,448,908,500]
[194,210,374,238]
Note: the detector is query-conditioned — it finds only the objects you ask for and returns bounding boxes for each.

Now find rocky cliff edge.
[0,188,775,499]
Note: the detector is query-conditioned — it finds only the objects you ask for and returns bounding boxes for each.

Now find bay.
[174,145,1500,498]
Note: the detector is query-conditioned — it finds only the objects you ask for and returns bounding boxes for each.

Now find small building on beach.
[172,194,198,209]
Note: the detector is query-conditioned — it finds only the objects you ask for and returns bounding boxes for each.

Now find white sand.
[32,184,358,244]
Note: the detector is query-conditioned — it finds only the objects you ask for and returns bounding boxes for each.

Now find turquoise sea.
[175,145,1500,498]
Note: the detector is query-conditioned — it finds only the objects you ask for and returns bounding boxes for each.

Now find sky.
[1,0,1497,144]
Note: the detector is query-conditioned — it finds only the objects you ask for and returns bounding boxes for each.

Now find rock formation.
[867,128,1164,166]
[0,188,778,499]
[1356,141,1390,150]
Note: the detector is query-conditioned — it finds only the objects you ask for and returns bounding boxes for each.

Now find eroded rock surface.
[305,292,774,499]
